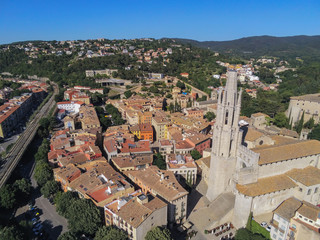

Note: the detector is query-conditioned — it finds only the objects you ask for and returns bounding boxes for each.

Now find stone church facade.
[206,69,320,228]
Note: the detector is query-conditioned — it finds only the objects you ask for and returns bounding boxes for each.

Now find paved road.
[31,172,69,240]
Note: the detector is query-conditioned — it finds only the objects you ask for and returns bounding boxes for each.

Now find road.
[0,83,58,188]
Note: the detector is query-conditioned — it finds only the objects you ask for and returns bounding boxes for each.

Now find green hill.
[173,35,320,59]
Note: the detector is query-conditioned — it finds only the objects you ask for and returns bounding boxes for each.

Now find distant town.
[0,37,320,240]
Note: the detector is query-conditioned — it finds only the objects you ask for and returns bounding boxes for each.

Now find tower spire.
[206,69,241,201]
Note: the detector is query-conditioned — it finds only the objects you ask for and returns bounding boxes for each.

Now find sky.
[0,0,319,44]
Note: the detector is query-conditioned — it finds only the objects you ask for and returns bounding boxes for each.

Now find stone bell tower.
[206,69,242,201]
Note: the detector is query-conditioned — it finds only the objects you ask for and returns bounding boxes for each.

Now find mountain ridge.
[171,35,320,58]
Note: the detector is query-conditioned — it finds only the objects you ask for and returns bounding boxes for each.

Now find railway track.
[0,83,58,188]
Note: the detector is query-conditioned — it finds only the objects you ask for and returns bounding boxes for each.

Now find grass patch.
[251,220,271,239]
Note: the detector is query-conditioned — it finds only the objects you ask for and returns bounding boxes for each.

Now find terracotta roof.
[279,128,299,138]
[273,197,302,220]
[175,140,194,150]
[118,196,166,228]
[245,128,264,141]
[298,201,320,221]
[125,166,188,201]
[237,174,297,197]
[111,154,153,169]
[53,164,81,183]
[251,112,269,117]
[286,166,320,186]
[252,140,320,165]
[251,112,268,118]
[271,135,299,146]
[290,93,320,103]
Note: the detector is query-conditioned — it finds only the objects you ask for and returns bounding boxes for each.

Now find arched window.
[225,110,229,125]
[307,189,311,195]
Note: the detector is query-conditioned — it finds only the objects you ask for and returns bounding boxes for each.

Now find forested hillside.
[174,35,320,59]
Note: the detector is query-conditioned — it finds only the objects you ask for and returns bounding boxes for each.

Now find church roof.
[236,174,297,197]
[286,166,320,186]
[252,140,320,165]
[245,128,264,142]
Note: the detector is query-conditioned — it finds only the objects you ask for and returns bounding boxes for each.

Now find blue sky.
[0,0,319,44]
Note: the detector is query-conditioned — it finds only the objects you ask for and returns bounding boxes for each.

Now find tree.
[246,212,253,231]
[124,90,133,99]
[94,226,127,240]
[273,112,289,128]
[176,81,185,90]
[66,199,102,235]
[55,191,77,217]
[13,178,32,196]
[0,226,23,240]
[304,117,315,129]
[145,227,172,240]
[58,231,79,240]
[34,161,53,186]
[204,111,216,122]
[308,124,320,140]
[296,111,305,134]
[190,149,202,160]
[0,185,16,209]
[41,180,60,198]
[235,228,266,240]
[153,153,166,170]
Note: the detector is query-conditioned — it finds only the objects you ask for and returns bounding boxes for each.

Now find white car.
[260,221,267,228]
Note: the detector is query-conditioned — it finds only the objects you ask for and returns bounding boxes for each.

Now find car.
[32,220,40,226]
[33,222,42,229]
[31,217,39,222]
[260,221,267,228]
[266,226,271,232]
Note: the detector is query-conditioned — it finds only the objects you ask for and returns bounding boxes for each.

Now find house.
[111,154,153,172]
[104,190,167,240]
[125,166,188,226]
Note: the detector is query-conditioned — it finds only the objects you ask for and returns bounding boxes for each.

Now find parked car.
[260,221,267,228]
[266,226,271,232]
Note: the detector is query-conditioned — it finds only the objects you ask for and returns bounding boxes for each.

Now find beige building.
[79,105,101,129]
[125,166,188,226]
[270,197,320,240]
[251,112,268,130]
[152,117,171,140]
[166,154,197,185]
[286,94,320,126]
[104,190,167,240]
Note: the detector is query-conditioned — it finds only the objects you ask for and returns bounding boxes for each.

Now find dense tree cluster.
[145,227,172,240]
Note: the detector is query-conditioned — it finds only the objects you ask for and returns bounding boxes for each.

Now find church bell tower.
[206,69,242,201]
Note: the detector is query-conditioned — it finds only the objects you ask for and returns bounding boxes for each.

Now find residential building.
[166,154,197,185]
[79,105,101,129]
[111,154,153,172]
[152,117,172,140]
[130,123,153,142]
[104,190,167,240]
[125,166,188,226]
[68,159,135,207]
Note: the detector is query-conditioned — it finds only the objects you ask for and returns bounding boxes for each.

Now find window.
[315,187,318,193]
[307,189,311,195]
[299,188,303,192]
[273,234,277,239]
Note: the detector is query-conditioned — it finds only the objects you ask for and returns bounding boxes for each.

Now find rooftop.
[237,174,297,197]
[273,197,302,221]
[125,166,188,201]
[290,93,320,103]
[252,140,320,165]
[286,166,320,186]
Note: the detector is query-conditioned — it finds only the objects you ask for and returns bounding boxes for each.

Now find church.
[205,69,320,228]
